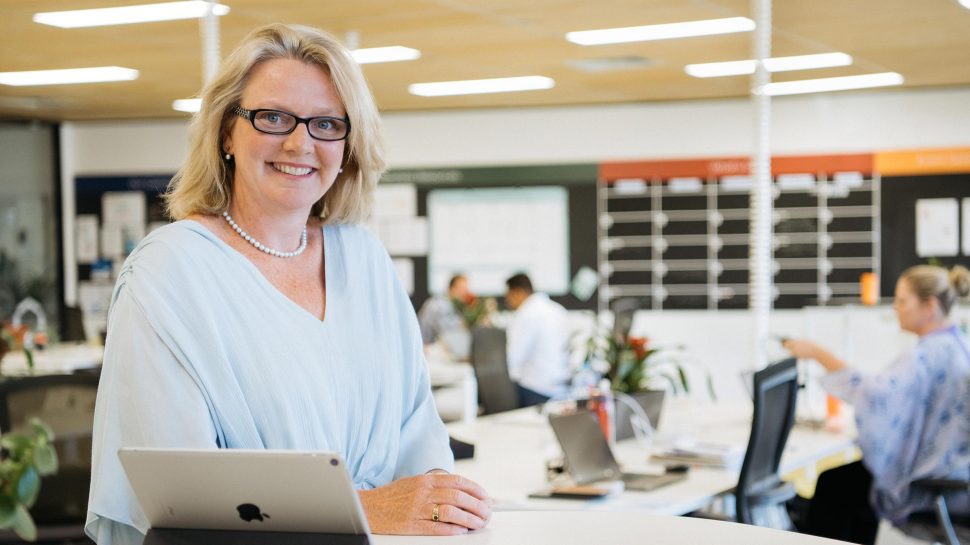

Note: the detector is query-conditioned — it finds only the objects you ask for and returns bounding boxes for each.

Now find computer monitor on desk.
[549,410,686,492]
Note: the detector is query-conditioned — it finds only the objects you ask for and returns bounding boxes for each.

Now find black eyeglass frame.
[232,105,351,142]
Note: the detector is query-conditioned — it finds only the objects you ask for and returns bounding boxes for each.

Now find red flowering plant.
[581,327,690,395]
[1,322,41,374]
[451,292,496,329]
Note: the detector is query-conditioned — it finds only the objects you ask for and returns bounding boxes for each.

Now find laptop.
[549,410,687,492]
[119,447,370,541]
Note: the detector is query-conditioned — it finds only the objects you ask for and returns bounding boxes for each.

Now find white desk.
[427,356,477,423]
[0,342,103,375]
[371,511,848,545]
[445,398,855,516]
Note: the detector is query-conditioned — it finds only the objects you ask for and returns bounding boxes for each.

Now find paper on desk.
[651,439,744,470]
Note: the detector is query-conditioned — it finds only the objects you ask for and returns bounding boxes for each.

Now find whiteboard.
[428,187,570,296]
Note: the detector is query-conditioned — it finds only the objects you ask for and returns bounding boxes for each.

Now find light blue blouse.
[823,325,970,524]
[85,221,453,544]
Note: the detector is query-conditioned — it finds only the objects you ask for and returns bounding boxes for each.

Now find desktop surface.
[371,511,849,545]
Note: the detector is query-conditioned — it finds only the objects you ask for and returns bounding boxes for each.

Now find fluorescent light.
[0,66,139,86]
[566,17,754,45]
[763,72,904,96]
[172,98,201,113]
[351,46,421,64]
[409,76,554,97]
[34,1,229,28]
[686,52,853,78]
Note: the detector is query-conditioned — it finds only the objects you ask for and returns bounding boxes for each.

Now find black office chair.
[60,305,87,343]
[902,478,970,545]
[735,357,799,529]
[469,326,520,415]
[0,373,100,544]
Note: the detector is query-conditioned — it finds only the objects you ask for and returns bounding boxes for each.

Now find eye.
[256,110,289,127]
[312,118,336,131]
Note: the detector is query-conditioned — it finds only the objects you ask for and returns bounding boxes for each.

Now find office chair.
[900,478,970,545]
[610,297,639,342]
[469,326,520,415]
[735,357,799,529]
[60,305,87,343]
[0,373,100,544]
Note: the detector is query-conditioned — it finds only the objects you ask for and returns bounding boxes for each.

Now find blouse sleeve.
[86,284,219,543]
[821,350,927,500]
[394,338,455,478]
[385,257,454,478]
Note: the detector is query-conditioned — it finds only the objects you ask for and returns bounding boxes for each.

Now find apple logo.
[237,503,271,522]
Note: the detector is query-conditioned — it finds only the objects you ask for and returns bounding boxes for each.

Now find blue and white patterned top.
[85,221,453,545]
[823,325,970,524]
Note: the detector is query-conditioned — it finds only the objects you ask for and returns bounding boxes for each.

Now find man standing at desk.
[504,273,571,406]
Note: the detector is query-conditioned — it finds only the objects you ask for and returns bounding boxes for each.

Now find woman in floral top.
[785,265,970,544]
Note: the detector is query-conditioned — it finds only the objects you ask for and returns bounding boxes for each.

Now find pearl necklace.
[222,211,308,258]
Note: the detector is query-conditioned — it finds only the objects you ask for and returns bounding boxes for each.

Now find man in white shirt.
[504,273,572,406]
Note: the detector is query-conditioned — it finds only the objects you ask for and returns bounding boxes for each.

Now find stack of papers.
[651,440,745,470]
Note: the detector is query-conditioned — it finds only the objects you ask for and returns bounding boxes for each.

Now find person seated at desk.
[417,273,492,360]
[418,274,470,345]
[504,273,571,407]
[784,265,970,545]
[85,23,490,545]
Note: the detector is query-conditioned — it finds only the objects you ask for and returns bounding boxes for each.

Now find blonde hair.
[901,264,970,316]
[164,23,385,223]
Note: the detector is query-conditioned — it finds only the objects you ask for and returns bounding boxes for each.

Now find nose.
[282,122,314,153]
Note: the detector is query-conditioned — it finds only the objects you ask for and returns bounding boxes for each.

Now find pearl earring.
[224,153,231,161]
[338,168,344,173]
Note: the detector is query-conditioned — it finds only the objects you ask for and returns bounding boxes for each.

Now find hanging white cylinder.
[200,1,221,85]
[749,0,773,370]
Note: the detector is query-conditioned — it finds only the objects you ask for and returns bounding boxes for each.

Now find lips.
[271,162,315,176]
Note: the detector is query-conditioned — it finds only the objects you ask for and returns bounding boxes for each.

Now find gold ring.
[432,503,440,522]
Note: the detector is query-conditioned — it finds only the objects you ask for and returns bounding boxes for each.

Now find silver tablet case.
[119,448,370,535]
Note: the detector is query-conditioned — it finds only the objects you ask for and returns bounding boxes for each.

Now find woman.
[784,265,970,544]
[86,24,490,544]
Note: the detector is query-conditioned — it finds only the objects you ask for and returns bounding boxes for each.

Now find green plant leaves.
[0,417,59,540]
[33,445,57,476]
[17,467,39,508]
[11,504,36,542]
[0,497,17,528]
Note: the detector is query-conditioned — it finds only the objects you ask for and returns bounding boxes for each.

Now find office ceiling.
[1,0,970,121]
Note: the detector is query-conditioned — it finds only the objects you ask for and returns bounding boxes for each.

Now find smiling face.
[224,57,347,217]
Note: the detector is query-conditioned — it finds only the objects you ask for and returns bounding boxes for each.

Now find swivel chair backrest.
[469,327,520,415]
[736,358,799,525]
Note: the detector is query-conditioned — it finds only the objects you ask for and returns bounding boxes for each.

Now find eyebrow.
[256,104,347,118]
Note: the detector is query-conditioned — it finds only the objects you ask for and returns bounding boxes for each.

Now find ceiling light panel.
[409,76,555,97]
[686,53,853,78]
[352,46,421,64]
[567,17,755,46]
[34,1,230,28]
[172,98,201,113]
[762,72,904,96]
[0,67,139,86]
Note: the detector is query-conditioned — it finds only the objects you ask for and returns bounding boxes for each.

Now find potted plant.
[577,323,713,441]
[0,419,59,541]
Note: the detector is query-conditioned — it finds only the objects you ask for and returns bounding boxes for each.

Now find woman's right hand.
[782,338,847,372]
[782,338,822,360]
[357,473,491,535]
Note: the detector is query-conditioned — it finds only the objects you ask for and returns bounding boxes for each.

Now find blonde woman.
[87,24,490,544]
[784,265,970,544]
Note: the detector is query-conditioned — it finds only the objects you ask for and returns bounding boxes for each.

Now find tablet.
[119,447,370,536]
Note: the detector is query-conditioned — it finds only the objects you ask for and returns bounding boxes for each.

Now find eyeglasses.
[232,106,351,141]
